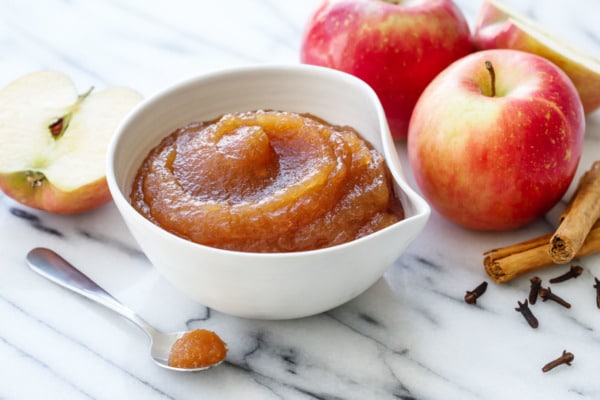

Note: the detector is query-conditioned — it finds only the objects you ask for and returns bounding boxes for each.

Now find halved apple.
[0,71,143,214]
[473,0,600,114]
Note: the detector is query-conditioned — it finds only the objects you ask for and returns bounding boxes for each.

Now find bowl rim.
[106,63,430,259]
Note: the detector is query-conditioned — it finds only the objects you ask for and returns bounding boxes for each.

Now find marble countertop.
[2,1,600,399]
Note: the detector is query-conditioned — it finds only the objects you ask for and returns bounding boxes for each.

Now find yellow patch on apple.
[0,71,143,214]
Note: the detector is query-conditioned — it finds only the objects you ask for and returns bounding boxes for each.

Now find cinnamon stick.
[550,161,600,264]
[484,220,600,283]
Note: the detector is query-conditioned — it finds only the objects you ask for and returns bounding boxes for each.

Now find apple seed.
[47,86,94,140]
[48,117,65,137]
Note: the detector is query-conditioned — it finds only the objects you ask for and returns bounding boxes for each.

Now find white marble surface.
[2,1,600,399]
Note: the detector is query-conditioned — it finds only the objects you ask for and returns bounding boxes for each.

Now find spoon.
[25,247,225,372]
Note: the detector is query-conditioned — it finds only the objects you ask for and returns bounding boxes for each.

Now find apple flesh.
[473,0,600,114]
[300,0,472,140]
[407,49,585,231]
[0,71,143,214]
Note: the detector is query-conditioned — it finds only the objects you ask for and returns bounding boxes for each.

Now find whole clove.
[464,281,488,304]
[515,299,538,328]
[549,265,584,283]
[529,276,542,304]
[539,287,571,309]
[542,350,574,373]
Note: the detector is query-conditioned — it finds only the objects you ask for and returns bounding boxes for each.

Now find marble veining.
[2,0,600,399]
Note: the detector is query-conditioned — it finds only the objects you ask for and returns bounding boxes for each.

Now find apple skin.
[300,0,473,140]
[473,0,600,114]
[0,172,111,215]
[407,49,585,231]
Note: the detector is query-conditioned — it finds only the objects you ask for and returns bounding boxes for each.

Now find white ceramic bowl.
[107,64,430,320]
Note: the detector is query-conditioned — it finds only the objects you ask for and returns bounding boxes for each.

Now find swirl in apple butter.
[130,110,403,252]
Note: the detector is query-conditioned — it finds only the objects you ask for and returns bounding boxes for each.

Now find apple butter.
[130,110,403,252]
[168,329,227,369]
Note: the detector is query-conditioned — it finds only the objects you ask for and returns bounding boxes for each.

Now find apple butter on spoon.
[25,247,227,372]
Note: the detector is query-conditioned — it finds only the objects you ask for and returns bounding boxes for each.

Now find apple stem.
[25,171,45,188]
[485,60,496,97]
[77,86,94,103]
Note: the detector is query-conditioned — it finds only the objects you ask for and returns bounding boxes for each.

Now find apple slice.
[0,71,143,214]
[473,0,600,114]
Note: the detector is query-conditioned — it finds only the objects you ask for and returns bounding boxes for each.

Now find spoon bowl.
[25,247,225,372]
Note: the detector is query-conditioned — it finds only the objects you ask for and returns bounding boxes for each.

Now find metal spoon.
[25,247,224,372]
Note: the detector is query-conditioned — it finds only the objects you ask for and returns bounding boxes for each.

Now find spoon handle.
[26,247,156,337]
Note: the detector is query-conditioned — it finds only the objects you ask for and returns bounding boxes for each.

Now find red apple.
[473,0,600,114]
[407,49,585,231]
[0,71,143,214]
[300,0,472,140]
